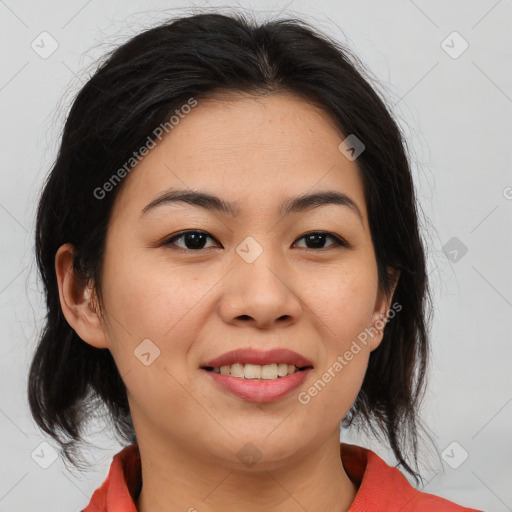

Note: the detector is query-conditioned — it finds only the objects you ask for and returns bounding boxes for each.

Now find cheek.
[123,358,213,450]
[101,250,217,339]
[100,260,211,433]
[303,264,377,343]
[298,343,370,430]
[99,257,219,390]
[298,265,376,412]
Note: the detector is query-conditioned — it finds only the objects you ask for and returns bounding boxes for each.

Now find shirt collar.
[82,442,472,511]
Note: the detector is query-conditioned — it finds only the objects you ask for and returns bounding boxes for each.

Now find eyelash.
[163,230,349,252]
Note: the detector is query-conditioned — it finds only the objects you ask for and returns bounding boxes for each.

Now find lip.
[202,367,313,403]
[201,348,314,369]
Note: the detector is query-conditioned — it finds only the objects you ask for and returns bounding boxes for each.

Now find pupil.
[306,233,326,249]
[185,232,206,249]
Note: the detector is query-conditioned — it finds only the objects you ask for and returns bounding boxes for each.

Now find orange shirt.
[81,443,482,511]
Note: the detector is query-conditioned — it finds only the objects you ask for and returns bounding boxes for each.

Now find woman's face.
[86,93,396,468]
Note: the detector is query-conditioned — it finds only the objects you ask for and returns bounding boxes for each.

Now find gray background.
[1,1,511,511]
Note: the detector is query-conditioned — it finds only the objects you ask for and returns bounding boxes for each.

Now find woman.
[28,11,482,512]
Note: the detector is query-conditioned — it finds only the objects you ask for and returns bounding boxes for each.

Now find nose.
[218,248,303,330]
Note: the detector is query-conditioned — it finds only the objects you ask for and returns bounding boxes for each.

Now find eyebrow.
[140,188,364,226]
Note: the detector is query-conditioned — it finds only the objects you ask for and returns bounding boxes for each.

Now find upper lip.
[201,348,314,369]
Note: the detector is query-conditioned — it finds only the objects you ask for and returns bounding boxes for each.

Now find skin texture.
[56,92,399,512]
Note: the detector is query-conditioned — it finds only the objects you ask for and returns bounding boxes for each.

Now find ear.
[55,243,109,349]
[368,267,400,351]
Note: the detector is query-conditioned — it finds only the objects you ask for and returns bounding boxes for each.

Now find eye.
[293,231,348,250]
[163,230,348,252]
[163,230,220,250]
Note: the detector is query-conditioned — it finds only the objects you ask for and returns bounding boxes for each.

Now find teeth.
[213,363,301,379]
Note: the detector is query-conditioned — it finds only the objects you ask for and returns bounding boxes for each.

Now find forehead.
[110,93,368,225]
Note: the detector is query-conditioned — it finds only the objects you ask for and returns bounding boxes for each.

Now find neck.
[135,429,358,512]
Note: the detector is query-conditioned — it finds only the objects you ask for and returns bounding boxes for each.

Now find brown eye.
[294,231,348,250]
[164,230,219,250]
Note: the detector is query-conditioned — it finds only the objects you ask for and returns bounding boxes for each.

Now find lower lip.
[202,368,312,403]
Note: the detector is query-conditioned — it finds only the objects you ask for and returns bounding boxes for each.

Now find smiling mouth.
[202,363,313,380]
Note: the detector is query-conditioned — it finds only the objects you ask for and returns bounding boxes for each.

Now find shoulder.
[341,443,482,512]
[81,444,141,512]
